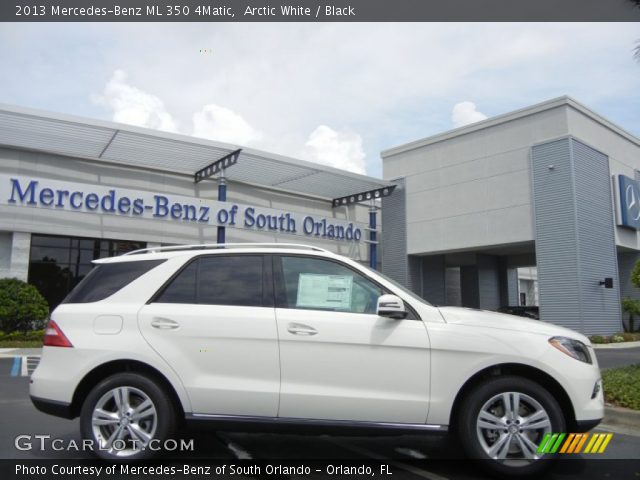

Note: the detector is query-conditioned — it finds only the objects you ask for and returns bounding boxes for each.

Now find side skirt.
[185,413,448,436]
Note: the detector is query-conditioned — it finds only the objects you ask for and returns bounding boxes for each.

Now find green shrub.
[602,364,640,410]
[612,335,625,343]
[621,297,640,332]
[619,332,640,342]
[0,278,49,333]
[590,335,606,344]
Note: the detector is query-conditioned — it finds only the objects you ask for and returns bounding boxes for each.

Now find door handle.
[287,323,317,336]
[150,317,180,330]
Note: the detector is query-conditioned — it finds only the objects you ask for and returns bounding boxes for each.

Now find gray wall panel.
[532,138,582,331]
[572,139,621,334]
[408,255,423,294]
[381,178,409,286]
[422,255,447,305]
[460,265,480,308]
[477,254,501,310]
[532,137,622,334]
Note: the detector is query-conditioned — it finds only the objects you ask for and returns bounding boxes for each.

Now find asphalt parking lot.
[1,357,639,480]
[595,346,640,369]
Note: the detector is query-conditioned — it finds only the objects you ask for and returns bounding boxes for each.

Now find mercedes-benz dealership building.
[0,104,391,309]
[382,96,640,335]
[1,97,640,334]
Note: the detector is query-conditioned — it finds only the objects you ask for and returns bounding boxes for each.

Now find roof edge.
[381,96,640,158]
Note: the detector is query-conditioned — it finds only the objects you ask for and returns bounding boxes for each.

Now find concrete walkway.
[0,348,43,358]
[593,340,640,349]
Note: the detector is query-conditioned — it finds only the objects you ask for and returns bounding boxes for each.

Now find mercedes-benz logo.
[625,184,640,222]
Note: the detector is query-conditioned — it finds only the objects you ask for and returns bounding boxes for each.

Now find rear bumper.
[30,395,75,419]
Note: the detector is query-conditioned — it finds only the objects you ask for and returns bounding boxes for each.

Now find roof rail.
[122,243,332,256]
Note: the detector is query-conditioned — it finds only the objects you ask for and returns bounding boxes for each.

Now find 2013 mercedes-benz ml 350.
[30,243,603,476]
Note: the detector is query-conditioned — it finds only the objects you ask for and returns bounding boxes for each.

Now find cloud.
[451,101,488,128]
[93,69,366,174]
[192,104,263,145]
[304,125,366,174]
[12,23,637,178]
[92,70,178,133]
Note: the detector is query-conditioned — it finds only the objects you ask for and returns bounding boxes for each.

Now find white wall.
[383,106,569,255]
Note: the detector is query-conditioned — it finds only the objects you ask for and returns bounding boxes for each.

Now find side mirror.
[377,294,407,320]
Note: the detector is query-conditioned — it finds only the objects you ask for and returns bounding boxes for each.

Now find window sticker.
[296,274,353,310]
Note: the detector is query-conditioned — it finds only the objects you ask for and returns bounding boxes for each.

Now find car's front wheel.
[457,375,565,476]
[80,373,177,460]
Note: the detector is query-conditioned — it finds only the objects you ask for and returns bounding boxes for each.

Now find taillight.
[43,320,73,348]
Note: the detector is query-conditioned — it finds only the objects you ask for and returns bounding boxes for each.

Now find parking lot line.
[20,356,28,376]
[216,433,253,459]
[329,438,449,480]
[10,357,20,377]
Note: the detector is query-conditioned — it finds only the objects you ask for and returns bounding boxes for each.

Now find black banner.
[3,0,640,22]
[3,459,640,480]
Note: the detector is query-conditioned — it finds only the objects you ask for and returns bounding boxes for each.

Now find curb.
[592,340,640,349]
[604,406,640,430]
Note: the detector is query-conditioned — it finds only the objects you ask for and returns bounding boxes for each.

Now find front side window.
[154,255,264,307]
[278,256,383,314]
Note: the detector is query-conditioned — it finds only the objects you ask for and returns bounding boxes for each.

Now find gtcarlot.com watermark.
[14,434,194,453]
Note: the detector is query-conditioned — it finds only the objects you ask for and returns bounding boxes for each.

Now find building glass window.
[28,234,146,310]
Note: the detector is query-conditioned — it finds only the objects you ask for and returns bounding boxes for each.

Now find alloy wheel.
[91,386,158,457]
[476,391,552,463]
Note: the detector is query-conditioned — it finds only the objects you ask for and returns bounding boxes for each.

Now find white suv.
[30,243,603,475]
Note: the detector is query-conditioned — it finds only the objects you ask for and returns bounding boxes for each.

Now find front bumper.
[575,418,602,432]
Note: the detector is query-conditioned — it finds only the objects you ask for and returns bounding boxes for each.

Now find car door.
[138,254,280,417]
[274,255,430,424]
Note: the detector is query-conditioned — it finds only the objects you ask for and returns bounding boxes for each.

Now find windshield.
[361,265,432,307]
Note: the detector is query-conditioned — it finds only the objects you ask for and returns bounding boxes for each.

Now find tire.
[456,376,566,477]
[80,372,177,460]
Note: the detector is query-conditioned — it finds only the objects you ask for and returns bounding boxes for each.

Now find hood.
[437,306,590,344]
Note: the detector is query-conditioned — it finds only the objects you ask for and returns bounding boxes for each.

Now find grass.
[602,364,640,410]
[0,329,44,348]
[0,340,42,348]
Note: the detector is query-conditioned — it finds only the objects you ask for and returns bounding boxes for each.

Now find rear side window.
[154,255,264,307]
[63,260,165,304]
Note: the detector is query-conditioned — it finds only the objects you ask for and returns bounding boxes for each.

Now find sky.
[0,22,639,178]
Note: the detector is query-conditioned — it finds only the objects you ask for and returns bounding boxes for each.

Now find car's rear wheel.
[80,373,177,459]
[457,376,565,476]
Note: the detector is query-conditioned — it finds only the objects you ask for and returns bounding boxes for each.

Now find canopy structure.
[0,104,394,200]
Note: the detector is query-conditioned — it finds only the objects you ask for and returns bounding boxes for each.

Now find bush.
[0,278,49,333]
[612,335,625,343]
[621,297,640,332]
[602,364,640,410]
[590,335,607,344]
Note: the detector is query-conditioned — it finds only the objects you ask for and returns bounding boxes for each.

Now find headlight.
[549,336,592,364]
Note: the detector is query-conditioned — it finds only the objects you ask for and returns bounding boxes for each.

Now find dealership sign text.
[1,176,362,242]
